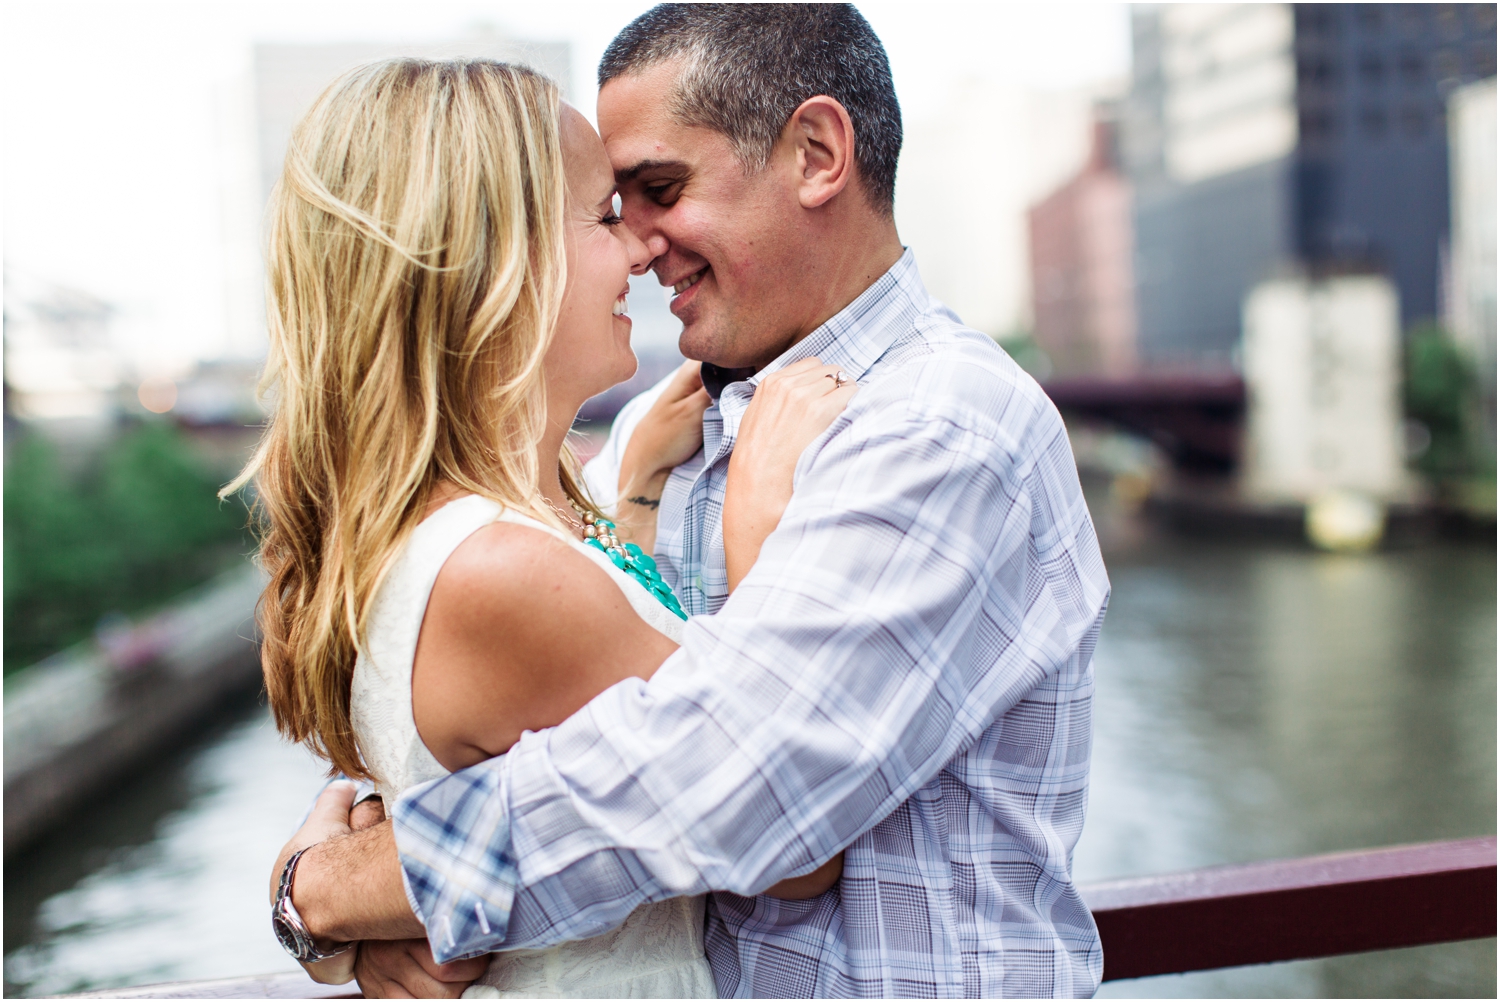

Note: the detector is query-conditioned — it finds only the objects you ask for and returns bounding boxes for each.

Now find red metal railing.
[1083,835,1496,981]
[66,837,1496,999]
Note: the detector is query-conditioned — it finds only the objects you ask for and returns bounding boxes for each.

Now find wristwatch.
[272,846,354,962]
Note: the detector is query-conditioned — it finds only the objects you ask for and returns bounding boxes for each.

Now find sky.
[2,1,1130,374]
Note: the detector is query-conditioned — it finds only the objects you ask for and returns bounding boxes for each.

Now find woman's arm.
[724,358,857,592]
[723,358,856,899]
[611,361,710,553]
[412,522,679,771]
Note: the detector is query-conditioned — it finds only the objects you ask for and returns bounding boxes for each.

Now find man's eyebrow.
[615,159,689,182]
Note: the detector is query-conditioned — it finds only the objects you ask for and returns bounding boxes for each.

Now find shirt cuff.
[351,778,380,808]
[390,763,518,963]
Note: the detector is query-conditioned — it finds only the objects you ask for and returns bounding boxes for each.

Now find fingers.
[355,939,479,1000]
[765,363,853,398]
[760,357,824,387]
[663,358,705,399]
[272,779,358,902]
[776,356,825,377]
[349,796,386,832]
[302,950,358,985]
[311,780,359,828]
[406,938,488,982]
[298,781,356,847]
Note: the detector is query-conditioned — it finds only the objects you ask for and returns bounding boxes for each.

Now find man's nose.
[641,231,670,269]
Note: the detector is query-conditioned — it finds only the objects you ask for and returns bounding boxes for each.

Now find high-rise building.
[1028,105,1138,377]
[219,32,573,364]
[253,34,571,202]
[1446,76,1496,442]
[1123,3,1497,365]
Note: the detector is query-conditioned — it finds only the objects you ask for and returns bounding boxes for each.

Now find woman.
[230,60,853,997]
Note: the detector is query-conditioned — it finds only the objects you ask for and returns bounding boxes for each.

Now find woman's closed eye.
[599,192,624,228]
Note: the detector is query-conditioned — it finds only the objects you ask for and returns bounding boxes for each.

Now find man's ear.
[786,96,855,210]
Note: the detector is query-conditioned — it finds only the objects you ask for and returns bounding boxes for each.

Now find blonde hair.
[227,59,589,778]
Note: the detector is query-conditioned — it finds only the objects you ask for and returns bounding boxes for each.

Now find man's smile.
[671,267,706,296]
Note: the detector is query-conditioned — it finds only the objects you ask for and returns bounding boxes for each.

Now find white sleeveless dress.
[350,495,717,999]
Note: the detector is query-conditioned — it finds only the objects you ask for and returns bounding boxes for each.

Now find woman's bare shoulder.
[437,519,608,618]
[412,518,677,770]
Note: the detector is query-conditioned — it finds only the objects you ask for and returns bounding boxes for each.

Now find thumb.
[291,780,357,855]
[272,781,358,902]
[306,780,358,837]
[666,359,703,399]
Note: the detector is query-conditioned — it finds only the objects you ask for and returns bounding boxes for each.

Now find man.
[281,6,1108,997]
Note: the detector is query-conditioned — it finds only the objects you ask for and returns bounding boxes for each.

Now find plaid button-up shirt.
[393,251,1108,997]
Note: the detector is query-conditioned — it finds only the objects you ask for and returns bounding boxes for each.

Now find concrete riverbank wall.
[3,564,266,856]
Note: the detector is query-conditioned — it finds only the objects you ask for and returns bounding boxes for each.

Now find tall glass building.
[1123,3,1497,364]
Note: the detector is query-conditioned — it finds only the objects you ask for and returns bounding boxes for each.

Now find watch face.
[273,902,310,960]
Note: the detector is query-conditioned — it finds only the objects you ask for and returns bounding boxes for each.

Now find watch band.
[272,846,354,963]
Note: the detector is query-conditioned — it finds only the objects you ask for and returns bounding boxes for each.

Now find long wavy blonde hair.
[227,59,589,778]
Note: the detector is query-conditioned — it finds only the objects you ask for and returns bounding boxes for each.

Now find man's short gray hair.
[599,3,902,216]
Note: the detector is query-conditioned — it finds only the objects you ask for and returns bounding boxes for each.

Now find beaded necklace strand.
[540,495,688,621]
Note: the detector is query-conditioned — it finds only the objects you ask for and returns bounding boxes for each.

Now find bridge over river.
[4,484,1494,998]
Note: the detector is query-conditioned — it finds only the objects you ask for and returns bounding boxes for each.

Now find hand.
[272,781,358,984]
[622,360,711,483]
[615,360,711,550]
[724,358,857,590]
[766,851,845,900]
[355,938,488,999]
[273,781,356,904]
[351,795,386,831]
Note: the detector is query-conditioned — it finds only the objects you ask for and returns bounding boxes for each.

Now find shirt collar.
[699,248,923,402]
[700,362,757,400]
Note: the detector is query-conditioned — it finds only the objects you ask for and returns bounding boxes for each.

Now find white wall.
[895,78,1119,338]
[1241,276,1408,502]
[1160,3,1297,184]
[1447,77,1497,406]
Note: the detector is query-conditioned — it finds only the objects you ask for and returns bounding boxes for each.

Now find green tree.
[1404,323,1482,481]
[3,422,250,671]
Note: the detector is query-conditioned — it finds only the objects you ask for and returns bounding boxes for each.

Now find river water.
[5,497,1495,998]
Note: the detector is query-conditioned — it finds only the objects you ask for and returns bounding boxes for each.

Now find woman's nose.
[624,224,659,276]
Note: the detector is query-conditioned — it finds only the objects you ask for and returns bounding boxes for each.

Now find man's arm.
[391,367,1108,963]
[293,821,423,941]
[278,785,486,997]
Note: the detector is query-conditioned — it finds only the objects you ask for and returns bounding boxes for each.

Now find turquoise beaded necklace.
[552,497,687,621]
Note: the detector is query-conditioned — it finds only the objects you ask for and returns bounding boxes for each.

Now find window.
[1398,5,1428,32]
[1299,56,1341,88]
[1434,49,1463,81]
[1300,6,1336,35]
[1472,45,1497,77]
[1398,47,1425,83]
[1435,4,1463,37]
[1399,105,1427,137]
[1300,108,1340,139]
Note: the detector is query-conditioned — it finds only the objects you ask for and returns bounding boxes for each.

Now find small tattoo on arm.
[627,496,661,511]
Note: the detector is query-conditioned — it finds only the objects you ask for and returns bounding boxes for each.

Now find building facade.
[1028,108,1139,377]
[253,35,571,202]
[1124,3,1497,365]
[1446,77,1496,441]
